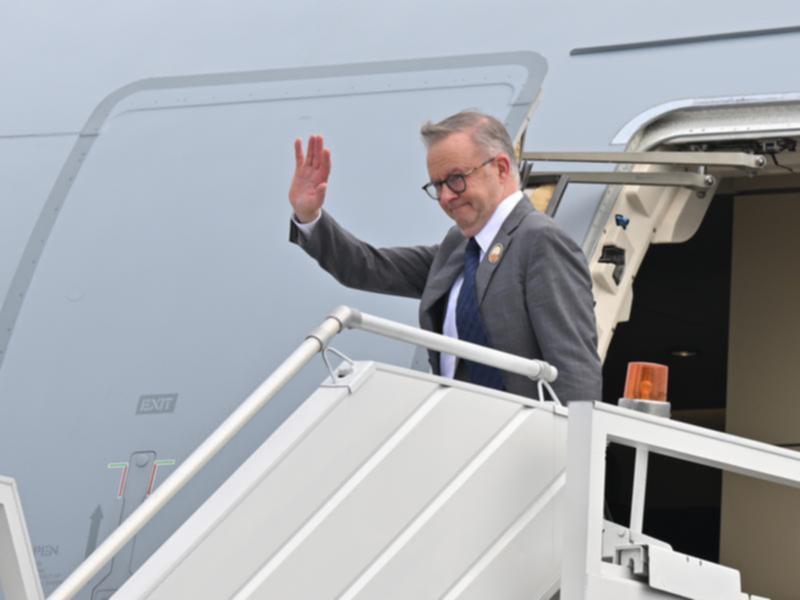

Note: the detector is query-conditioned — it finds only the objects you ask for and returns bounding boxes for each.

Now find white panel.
[248,386,521,598]
[118,365,573,600]
[647,544,741,599]
[352,407,563,599]
[453,503,562,600]
[0,477,44,600]
[452,417,566,600]
[143,370,438,600]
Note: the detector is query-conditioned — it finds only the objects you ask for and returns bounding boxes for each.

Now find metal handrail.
[526,170,715,192]
[349,310,557,383]
[520,150,766,169]
[49,306,557,600]
[562,401,800,599]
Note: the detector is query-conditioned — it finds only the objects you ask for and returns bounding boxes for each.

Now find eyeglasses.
[421,156,496,200]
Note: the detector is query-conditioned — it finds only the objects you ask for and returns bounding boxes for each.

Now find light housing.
[619,361,670,418]
[624,361,669,402]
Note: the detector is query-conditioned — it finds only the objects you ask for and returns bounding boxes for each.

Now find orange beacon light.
[619,362,671,417]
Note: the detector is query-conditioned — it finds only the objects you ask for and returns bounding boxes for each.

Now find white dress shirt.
[292,189,524,378]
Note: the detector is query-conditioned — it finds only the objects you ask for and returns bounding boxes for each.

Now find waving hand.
[288,135,331,223]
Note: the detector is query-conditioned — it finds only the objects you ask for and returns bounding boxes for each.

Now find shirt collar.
[473,190,523,254]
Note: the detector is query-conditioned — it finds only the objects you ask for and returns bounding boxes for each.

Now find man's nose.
[439,185,459,205]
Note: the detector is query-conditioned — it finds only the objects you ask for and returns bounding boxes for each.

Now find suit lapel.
[476,232,512,305]
[419,237,468,314]
[476,198,532,305]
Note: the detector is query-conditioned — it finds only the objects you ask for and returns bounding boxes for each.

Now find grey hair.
[420,110,519,182]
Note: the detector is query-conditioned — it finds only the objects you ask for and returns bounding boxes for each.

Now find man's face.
[426,132,504,238]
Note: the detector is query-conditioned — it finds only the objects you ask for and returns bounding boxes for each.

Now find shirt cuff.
[291,211,321,236]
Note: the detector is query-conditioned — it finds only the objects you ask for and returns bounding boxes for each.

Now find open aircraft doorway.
[559,95,800,599]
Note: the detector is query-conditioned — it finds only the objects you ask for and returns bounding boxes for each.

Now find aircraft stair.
[3,307,796,599]
[116,361,566,599]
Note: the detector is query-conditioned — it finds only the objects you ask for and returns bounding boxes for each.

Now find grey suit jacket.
[289,198,602,402]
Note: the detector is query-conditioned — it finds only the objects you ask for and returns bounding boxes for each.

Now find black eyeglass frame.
[421,156,497,200]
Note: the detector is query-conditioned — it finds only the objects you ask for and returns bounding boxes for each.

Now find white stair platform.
[115,362,566,600]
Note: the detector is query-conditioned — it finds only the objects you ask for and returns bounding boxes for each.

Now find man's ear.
[496,153,513,181]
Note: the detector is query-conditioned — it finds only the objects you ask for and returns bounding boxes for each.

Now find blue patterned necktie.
[455,238,505,390]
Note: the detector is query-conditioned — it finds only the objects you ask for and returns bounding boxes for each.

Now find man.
[288,111,601,402]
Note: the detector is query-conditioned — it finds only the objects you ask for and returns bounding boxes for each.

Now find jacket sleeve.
[523,223,602,403]
[289,210,437,300]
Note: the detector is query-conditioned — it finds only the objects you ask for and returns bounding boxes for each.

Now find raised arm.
[288,135,332,223]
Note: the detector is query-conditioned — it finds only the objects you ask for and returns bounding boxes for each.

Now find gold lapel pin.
[488,243,504,264]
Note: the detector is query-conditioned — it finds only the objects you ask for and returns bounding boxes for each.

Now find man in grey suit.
[288,111,601,403]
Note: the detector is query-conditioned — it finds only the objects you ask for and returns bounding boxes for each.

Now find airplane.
[1,0,799,598]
